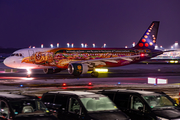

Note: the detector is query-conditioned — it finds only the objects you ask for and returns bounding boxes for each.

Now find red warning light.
[145,43,149,47]
[62,83,66,86]
[88,82,92,86]
[140,53,145,57]
[142,39,146,42]
[139,43,143,47]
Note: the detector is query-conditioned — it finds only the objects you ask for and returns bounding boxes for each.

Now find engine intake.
[68,63,89,76]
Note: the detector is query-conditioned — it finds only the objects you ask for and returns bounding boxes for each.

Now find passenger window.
[55,95,68,108]
[69,98,80,113]
[42,95,55,103]
[0,101,9,119]
[131,96,144,110]
[114,93,129,108]
[103,93,115,101]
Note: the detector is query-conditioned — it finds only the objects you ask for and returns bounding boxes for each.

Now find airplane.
[3,21,163,77]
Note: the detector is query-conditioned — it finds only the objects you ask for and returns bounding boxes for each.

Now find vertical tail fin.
[134,21,160,49]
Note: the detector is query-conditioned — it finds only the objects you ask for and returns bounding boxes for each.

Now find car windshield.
[143,95,176,109]
[80,97,118,112]
[9,99,49,116]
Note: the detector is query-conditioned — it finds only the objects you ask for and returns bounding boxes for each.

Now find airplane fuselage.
[4,47,163,69]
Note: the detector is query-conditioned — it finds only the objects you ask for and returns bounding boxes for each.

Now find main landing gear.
[91,71,99,77]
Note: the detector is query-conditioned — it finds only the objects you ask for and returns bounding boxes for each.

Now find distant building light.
[160,46,163,48]
[67,43,70,47]
[41,44,43,48]
[157,78,168,84]
[125,46,128,48]
[71,43,74,48]
[104,43,106,48]
[132,42,135,47]
[81,43,84,48]
[32,46,35,48]
[155,45,158,49]
[85,43,87,48]
[175,41,178,46]
[171,46,174,49]
[57,43,59,48]
[50,44,53,48]
[93,43,95,48]
[29,46,31,48]
[148,77,156,84]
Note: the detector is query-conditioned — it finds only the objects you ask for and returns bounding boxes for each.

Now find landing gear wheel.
[43,68,53,74]
[91,71,99,77]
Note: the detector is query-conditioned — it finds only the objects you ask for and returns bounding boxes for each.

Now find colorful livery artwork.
[4,21,163,77]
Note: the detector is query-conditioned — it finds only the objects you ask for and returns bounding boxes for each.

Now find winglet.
[134,21,160,49]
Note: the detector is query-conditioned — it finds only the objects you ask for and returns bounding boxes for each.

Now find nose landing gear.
[26,69,31,78]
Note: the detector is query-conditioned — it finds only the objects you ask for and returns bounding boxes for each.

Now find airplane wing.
[70,54,148,65]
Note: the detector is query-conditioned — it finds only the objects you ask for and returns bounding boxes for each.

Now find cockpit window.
[11,53,23,57]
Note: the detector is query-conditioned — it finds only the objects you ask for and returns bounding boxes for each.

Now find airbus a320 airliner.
[4,21,163,77]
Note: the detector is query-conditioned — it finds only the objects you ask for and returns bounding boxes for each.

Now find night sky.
[0,0,180,48]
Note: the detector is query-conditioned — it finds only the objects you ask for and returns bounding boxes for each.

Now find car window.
[0,101,9,119]
[103,92,115,101]
[42,94,55,103]
[81,97,118,112]
[55,95,68,108]
[131,96,144,110]
[143,95,175,109]
[9,100,48,116]
[114,93,129,108]
[69,98,80,113]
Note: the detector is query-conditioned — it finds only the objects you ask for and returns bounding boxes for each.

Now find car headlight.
[157,116,169,120]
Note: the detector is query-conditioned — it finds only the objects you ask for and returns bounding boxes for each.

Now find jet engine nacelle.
[68,63,89,76]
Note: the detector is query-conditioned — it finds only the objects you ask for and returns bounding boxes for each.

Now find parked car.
[98,89,180,120]
[0,92,58,120]
[41,91,130,120]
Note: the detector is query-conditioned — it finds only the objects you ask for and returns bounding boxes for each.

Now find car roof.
[45,91,105,97]
[100,89,162,95]
[0,93,38,100]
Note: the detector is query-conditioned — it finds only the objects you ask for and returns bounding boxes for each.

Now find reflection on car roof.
[102,89,161,95]
[0,94,26,98]
[48,91,96,95]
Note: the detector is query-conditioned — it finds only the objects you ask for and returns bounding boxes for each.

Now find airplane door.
[28,50,35,62]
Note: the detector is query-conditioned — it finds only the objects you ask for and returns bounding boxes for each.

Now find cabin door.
[28,50,35,62]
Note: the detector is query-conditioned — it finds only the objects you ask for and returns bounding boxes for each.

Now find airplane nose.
[3,57,12,67]
[3,57,21,68]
